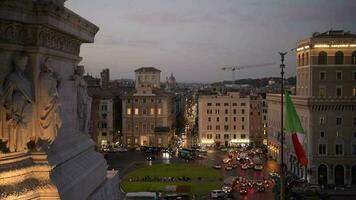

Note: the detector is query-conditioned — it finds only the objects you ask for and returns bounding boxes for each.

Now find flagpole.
[279,52,287,200]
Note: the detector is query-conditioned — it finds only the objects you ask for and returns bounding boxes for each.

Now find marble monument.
[0,0,118,199]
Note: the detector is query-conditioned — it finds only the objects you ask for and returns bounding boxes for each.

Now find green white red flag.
[285,91,308,166]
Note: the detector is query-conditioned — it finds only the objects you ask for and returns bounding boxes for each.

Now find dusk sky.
[66,0,356,83]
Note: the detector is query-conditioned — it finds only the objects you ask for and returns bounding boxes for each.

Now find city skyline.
[67,0,356,82]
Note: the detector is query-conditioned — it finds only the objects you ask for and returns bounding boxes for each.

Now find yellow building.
[122,67,175,147]
[268,30,356,186]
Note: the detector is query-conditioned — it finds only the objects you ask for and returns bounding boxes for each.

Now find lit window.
[319,86,326,97]
[127,108,131,115]
[134,108,139,115]
[150,108,155,115]
[353,87,356,96]
[157,108,162,115]
[319,116,325,125]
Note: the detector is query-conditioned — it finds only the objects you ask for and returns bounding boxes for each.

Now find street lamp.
[279,52,287,200]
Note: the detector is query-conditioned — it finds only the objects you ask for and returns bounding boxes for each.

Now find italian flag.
[285,91,308,166]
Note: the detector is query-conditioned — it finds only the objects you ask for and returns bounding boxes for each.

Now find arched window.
[306,52,309,65]
[318,164,328,186]
[335,51,344,65]
[318,51,327,65]
[298,54,301,66]
[302,53,305,66]
[352,51,356,65]
[352,165,356,186]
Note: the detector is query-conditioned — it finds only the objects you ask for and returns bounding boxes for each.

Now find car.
[117,147,128,152]
[213,164,222,169]
[163,193,189,200]
[146,156,155,161]
[256,181,263,187]
[197,154,204,159]
[257,186,266,192]
[254,164,263,171]
[222,185,233,193]
[211,190,226,198]
[269,172,280,179]
[241,164,248,170]
[248,181,254,188]
[334,186,345,191]
[240,181,248,187]
[225,166,233,171]
[304,185,321,192]
[197,149,208,154]
[239,187,248,195]
[223,158,231,164]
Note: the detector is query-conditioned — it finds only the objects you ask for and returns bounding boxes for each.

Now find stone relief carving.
[0,21,81,55]
[1,55,34,153]
[37,58,62,144]
[72,65,91,133]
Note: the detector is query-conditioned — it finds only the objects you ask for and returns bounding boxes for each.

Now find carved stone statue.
[72,65,91,133]
[1,55,34,152]
[37,58,62,144]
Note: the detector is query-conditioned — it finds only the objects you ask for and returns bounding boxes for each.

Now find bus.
[178,148,197,160]
[124,192,161,200]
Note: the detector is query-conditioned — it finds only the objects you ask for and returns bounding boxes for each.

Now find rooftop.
[311,30,356,38]
[134,67,161,73]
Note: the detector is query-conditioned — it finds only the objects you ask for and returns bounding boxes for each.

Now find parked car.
[304,185,321,192]
[211,190,226,198]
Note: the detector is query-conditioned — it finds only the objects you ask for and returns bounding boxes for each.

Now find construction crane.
[221,62,276,85]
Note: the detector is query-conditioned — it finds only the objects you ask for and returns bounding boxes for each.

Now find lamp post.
[279,52,287,200]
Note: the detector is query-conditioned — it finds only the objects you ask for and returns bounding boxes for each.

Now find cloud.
[96,34,162,48]
[123,11,227,26]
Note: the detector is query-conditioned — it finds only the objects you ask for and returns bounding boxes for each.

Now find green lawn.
[121,163,223,197]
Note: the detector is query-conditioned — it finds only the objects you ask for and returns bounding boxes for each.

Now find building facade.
[198,92,251,147]
[267,30,356,186]
[97,98,114,148]
[249,94,268,146]
[122,67,175,148]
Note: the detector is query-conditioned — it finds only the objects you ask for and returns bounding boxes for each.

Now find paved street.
[105,149,278,199]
